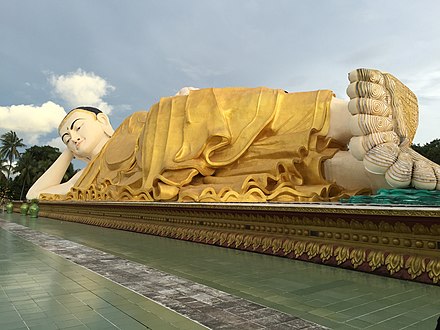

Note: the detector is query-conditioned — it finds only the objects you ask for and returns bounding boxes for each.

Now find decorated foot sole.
[346,68,440,190]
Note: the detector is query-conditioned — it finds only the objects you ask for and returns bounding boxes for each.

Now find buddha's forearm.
[26,149,74,199]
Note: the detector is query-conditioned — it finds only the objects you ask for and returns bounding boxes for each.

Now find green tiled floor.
[0,220,205,330]
[2,212,440,329]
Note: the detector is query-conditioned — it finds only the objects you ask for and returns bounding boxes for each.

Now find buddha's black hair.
[71,106,102,115]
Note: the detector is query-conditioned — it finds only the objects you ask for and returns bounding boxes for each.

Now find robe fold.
[43,87,353,202]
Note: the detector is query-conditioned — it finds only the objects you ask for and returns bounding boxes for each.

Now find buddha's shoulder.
[121,111,148,126]
[113,111,149,136]
[125,111,149,123]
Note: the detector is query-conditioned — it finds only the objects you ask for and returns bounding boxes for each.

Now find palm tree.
[14,152,33,200]
[0,161,8,183]
[0,131,25,179]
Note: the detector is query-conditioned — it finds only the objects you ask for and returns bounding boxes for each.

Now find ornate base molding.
[26,201,440,285]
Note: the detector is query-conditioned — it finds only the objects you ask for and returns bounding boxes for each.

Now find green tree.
[0,161,8,184]
[14,152,33,200]
[0,131,25,179]
[0,184,12,205]
[412,138,440,164]
[0,162,9,204]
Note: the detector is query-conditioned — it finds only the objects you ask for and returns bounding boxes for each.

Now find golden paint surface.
[43,88,352,202]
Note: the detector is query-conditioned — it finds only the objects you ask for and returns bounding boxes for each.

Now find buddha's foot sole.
[346,68,440,190]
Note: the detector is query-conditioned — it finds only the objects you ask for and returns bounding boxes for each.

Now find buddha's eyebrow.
[70,118,84,129]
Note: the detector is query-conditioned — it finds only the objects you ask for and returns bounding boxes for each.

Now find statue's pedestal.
[31,201,440,285]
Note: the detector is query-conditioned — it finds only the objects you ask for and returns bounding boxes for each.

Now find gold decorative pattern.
[306,242,320,259]
[383,72,418,144]
[243,235,252,249]
[220,232,228,245]
[252,236,262,250]
[212,232,221,244]
[234,234,244,248]
[272,238,282,254]
[227,233,236,246]
[282,239,295,255]
[405,256,426,279]
[385,253,404,275]
[335,246,350,265]
[427,260,440,284]
[367,250,385,270]
[394,222,411,233]
[413,223,431,235]
[319,244,333,262]
[431,225,440,235]
[350,249,366,268]
[34,201,440,285]
[262,237,273,252]
[294,241,306,258]
[37,200,440,217]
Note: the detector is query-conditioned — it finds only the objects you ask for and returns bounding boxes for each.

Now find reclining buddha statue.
[27,68,440,202]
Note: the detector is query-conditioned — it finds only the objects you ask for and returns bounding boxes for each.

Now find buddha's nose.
[70,131,81,142]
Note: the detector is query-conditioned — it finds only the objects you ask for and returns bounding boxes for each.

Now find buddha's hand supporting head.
[58,107,114,162]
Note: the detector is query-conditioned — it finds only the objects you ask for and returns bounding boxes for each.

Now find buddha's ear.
[96,113,115,137]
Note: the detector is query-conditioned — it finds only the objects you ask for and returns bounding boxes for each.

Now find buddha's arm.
[26,149,80,199]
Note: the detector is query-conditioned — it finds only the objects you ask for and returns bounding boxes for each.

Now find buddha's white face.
[59,110,112,161]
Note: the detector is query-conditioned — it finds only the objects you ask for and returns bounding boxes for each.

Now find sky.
[1,0,440,168]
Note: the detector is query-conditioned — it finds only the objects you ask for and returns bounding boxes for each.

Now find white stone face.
[59,110,111,161]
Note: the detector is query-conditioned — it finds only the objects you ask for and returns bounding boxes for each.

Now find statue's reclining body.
[27,69,440,202]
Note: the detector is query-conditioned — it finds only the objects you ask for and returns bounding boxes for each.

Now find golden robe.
[46,87,352,202]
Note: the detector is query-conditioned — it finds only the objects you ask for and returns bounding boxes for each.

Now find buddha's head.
[58,106,114,162]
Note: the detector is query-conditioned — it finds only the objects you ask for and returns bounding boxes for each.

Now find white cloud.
[0,101,66,145]
[406,69,440,100]
[50,69,115,114]
[402,69,440,144]
[0,69,116,149]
